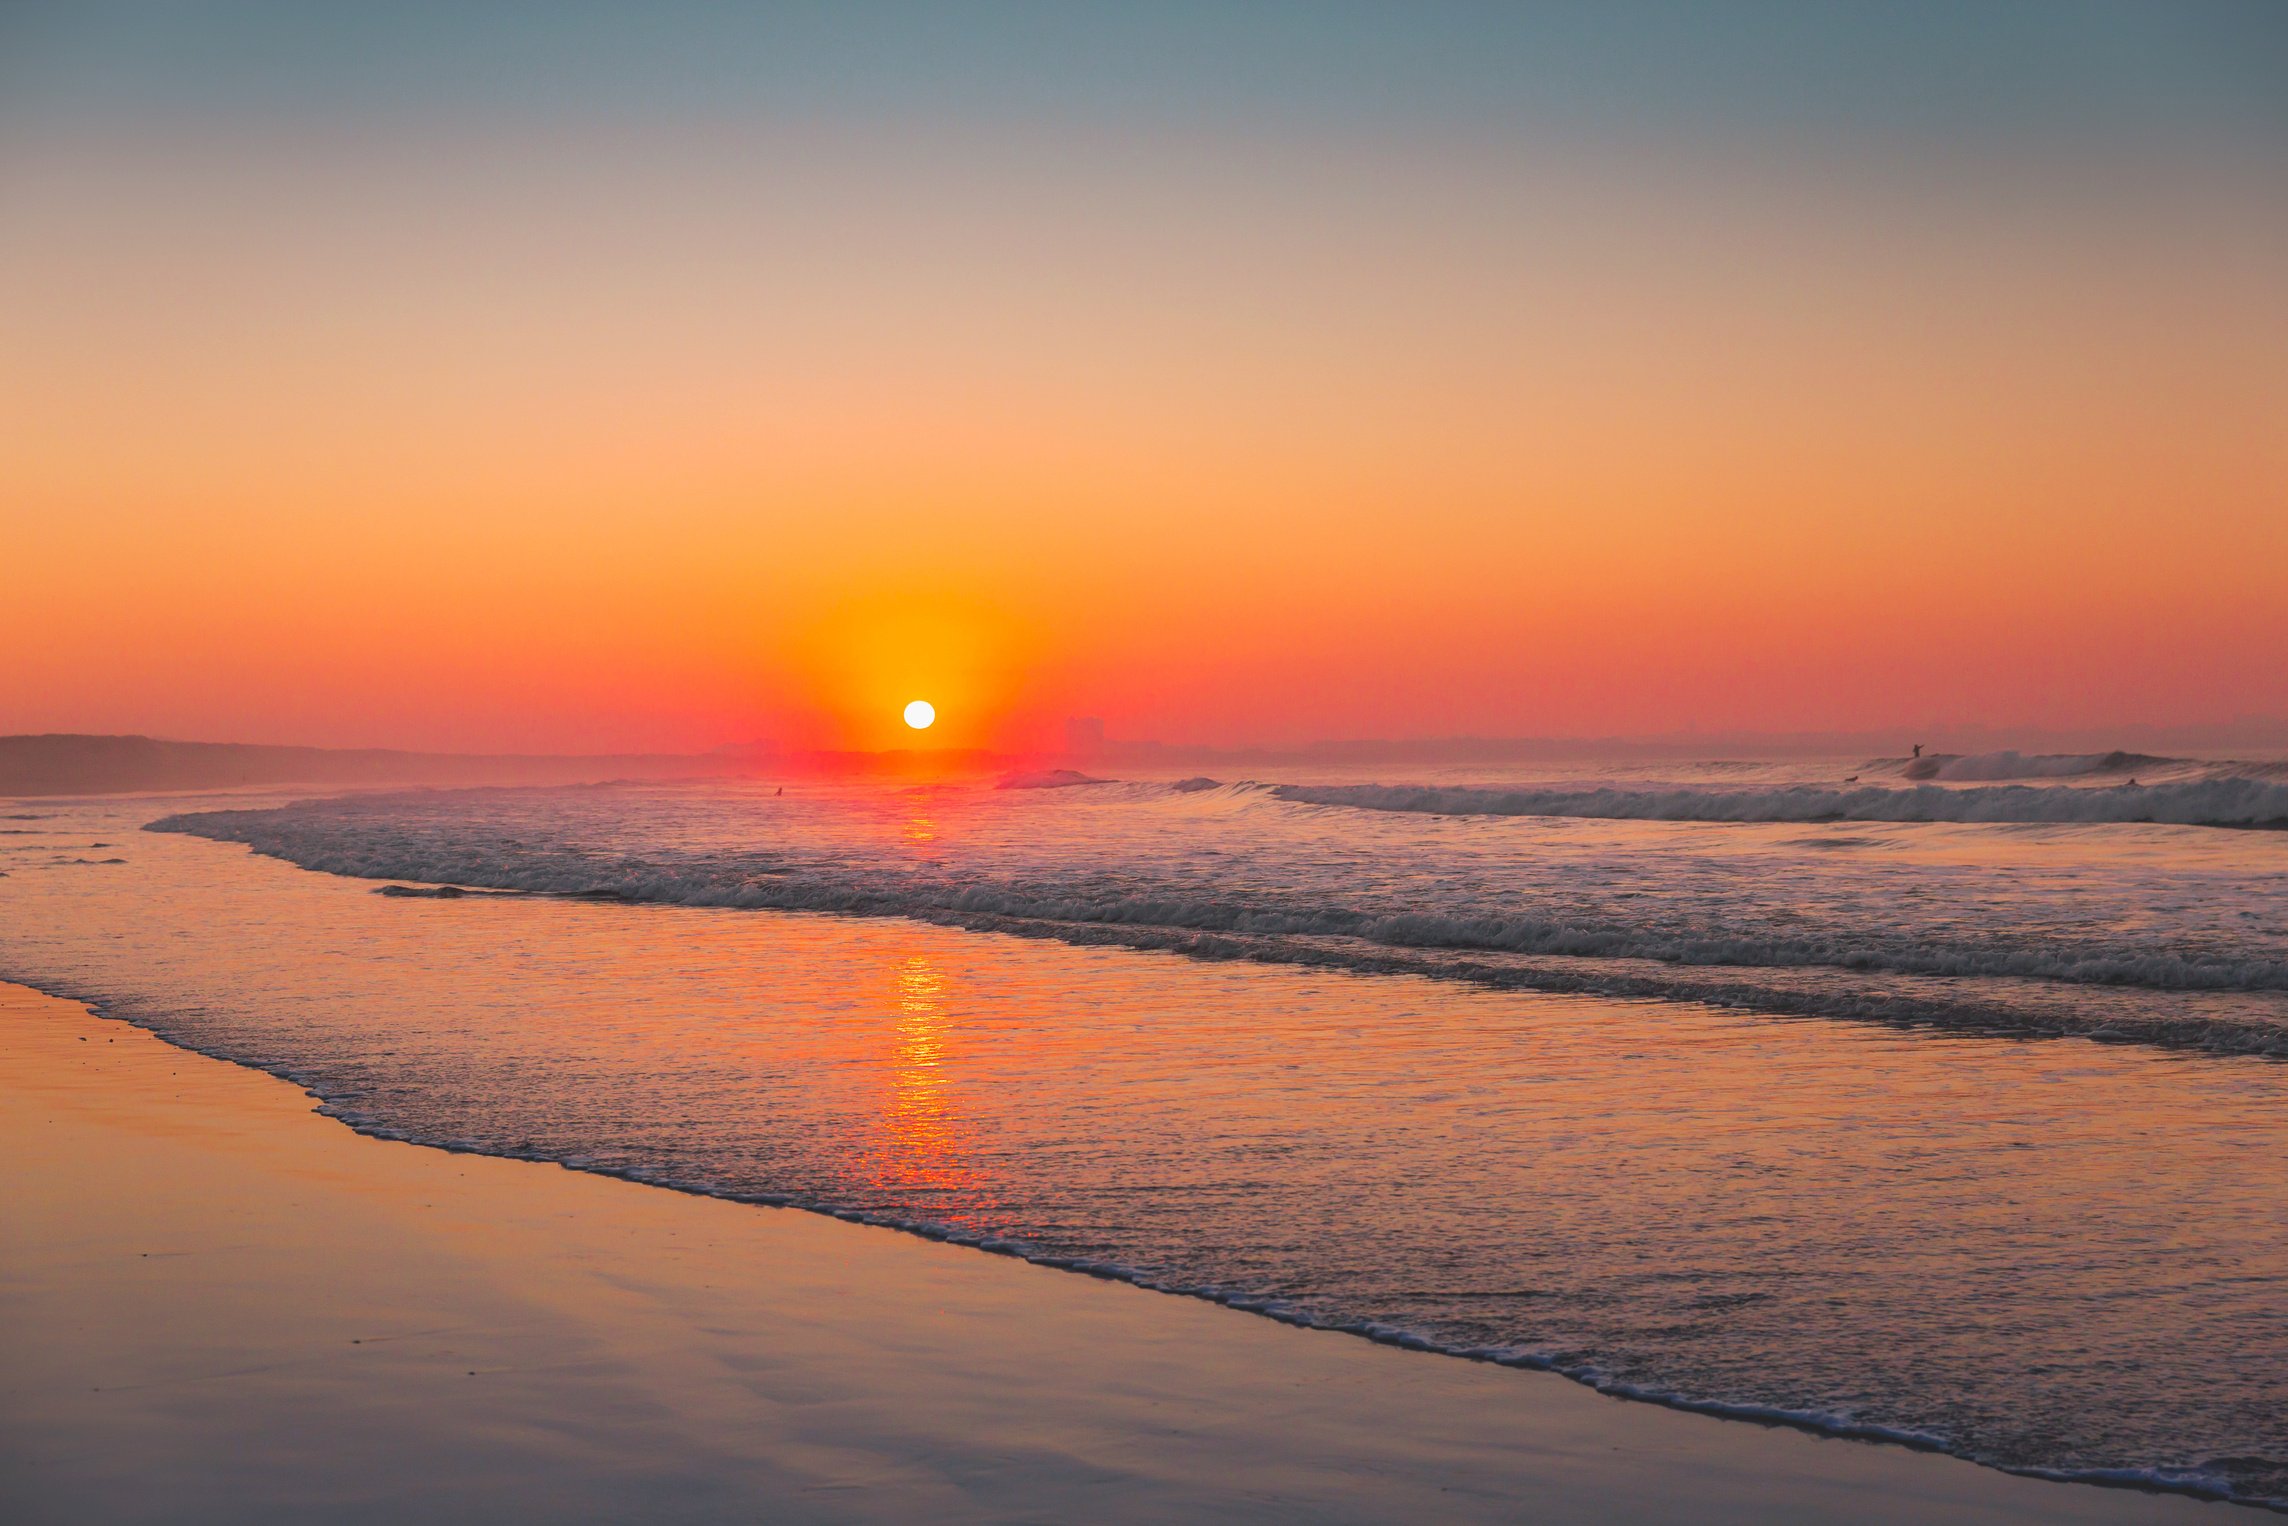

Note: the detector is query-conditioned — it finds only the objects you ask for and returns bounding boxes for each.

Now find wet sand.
[0,982,2236,1523]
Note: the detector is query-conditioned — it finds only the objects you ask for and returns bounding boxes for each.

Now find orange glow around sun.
[778,591,1047,753]
[1,116,2283,754]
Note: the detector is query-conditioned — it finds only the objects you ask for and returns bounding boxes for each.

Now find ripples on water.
[161,764,2288,1051]
[2,764,2285,1506]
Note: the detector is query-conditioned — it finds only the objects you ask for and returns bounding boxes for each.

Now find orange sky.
[4,19,2285,753]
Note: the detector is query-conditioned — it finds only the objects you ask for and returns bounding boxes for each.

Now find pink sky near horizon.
[4,119,2284,756]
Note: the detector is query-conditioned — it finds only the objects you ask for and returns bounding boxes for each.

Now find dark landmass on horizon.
[8,721,2287,797]
[0,734,757,798]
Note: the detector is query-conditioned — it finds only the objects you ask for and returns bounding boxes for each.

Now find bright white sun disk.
[903,700,936,730]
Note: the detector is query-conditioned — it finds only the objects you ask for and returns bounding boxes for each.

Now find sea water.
[2,753,2283,1505]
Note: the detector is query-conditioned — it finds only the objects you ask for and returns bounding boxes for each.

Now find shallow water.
[157,764,2288,1051]
[3,766,2285,1506]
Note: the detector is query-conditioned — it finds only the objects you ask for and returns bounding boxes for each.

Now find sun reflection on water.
[869,952,988,1206]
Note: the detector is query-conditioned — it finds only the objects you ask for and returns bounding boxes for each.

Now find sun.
[903,699,936,731]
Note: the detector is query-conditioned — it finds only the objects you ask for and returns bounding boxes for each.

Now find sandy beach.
[0,982,2235,1524]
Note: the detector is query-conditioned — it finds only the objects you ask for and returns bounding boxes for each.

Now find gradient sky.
[3,2,2284,753]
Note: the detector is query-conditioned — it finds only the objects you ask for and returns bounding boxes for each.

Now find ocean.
[4,751,2285,1506]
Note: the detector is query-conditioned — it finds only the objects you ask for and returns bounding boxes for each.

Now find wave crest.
[148,793,2288,1058]
[1899,750,2174,782]
[1271,777,2288,827]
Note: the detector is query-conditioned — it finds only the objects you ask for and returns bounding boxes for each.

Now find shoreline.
[49,966,2240,1488]
[0,980,2245,1523]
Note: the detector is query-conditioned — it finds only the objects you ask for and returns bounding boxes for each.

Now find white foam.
[148,795,2288,1055]
[1898,749,2175,782]
[1271,776,2288,827]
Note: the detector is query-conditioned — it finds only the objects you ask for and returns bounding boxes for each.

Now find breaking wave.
[996,768,1111,790]
[1272,776,2288,827]
[1898,749,2174,782]
[149,789,2288,1059]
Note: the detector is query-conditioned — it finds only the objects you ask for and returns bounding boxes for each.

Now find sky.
[3,2,2284,755]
